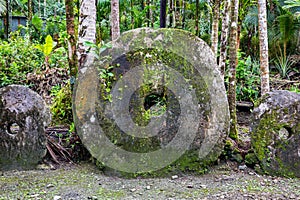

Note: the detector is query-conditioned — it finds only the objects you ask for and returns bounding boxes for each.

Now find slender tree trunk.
[111,0,120,41]
[141,0,144,10]
[28,0,32,21]
[258,0,270,95]
[172,0,176,27]
[131,0,134,29]
[211,0,220,58]
[236,23,241,50]
[78,0,97,69]
[218,0,231,76]
[44,0,46,18]
[28,0,33,41]
[182,0,185,29]
[168,0,173,27]
[160,0,167,28]
[65,0,78,90]
[5,0,9,39]
[38,0,41,17]
[195,0,199,36]
[228,0,239,140]
[146,0,150,27]
[150,0,154,27]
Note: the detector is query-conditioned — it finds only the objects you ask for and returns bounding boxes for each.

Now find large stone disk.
[0,85,51,170]
[73,28,229,173]
[251,90,300,177]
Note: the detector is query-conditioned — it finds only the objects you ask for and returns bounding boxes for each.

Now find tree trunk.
[182,0,185,29]
[172,0,176,27]
[146,0,150,27]
[195,0,199,36]
[28,0,33,41]
[28,0,32,21]
[78,0,97,69]
[4,0,9,39]
[168,0,173,27]
[111,0,120,41]
[65,0,78,90]
[211,0,220,59]
[218,0,231,76]
[150,0,154,27]
[130,0,134,29]
[44,0,46,18]
[228,0,239,140]
[160,0,167,28]
[258,0,270,95]
[38,0,41,17]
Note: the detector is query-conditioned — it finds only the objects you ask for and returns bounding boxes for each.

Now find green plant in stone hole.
[99,64,119,102]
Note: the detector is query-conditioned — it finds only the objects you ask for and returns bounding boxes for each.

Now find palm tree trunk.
[111,0,120,41]
[78,0,97,69]
[211,0,220,58]
[219,0,231,76]
[65,0,78,88]
[160,0,167,28]
[258,0,270,95]
[228,0,239,140]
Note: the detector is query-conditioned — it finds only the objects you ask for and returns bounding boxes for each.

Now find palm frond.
[277,12,297,42]
[0,0,6,13]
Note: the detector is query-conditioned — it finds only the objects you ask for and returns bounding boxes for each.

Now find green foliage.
[226,52,260,102]
[34,34,68,69]
[289,85,300,93]
[29,15,67,43]
[35,35,56,57]
[44,16,67,37]
[50,82,73,125]
[283,0,300,12]
[274,54,295,78]
[83,40,112,59]
[0,0,5,13]
[0,34,43,87]
[32,15,43,32]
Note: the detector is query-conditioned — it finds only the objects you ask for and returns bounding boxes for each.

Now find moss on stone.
[251,91,300,177]
[245,153,259,167]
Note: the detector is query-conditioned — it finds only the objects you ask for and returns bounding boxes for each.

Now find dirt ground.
[1,110,300,200]
[1,161,300,200]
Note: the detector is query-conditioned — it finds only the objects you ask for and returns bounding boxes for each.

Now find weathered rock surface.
[73,28,229,174]
[0,85,51,170]
[250,90,300,177]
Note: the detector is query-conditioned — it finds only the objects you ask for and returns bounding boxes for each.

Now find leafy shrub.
[50,82,73,125]
[0,34,44,87]
[0,33,69,88]
[274,54,295,79]
[226,52,261,102]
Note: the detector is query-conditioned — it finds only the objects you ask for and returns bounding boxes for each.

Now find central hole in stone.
[144,93,167,116]
[7,123,20,135]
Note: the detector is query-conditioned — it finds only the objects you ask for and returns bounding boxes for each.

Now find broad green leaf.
[44,35,55,56]
[32,15,43,31]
